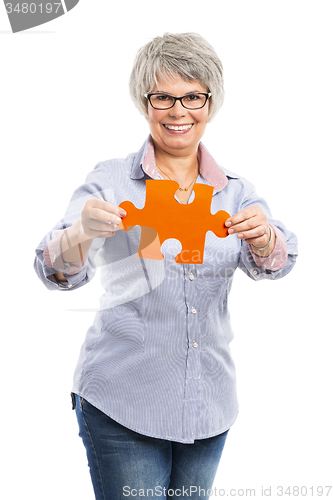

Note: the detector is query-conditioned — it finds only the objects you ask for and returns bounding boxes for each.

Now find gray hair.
[129,32,224,122]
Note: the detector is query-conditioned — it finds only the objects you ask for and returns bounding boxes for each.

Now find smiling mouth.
[163,124,193,131]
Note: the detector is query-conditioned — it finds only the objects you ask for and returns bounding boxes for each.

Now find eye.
[152,94,173,102]
[184,93,202,102]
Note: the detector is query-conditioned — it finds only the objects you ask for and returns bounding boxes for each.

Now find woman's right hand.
[59,199,127,267]
[79,198,127,240]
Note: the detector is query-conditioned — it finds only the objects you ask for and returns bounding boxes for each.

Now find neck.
[154,146,199,184]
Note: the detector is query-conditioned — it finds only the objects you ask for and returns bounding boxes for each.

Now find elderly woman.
[34,33,297,500]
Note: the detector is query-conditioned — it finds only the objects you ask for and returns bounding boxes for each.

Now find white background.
[1,1,332,498]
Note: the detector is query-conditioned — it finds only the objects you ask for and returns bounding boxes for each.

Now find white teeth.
[164,124,193,131]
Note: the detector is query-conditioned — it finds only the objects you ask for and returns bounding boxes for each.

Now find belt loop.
[71,392,76,410]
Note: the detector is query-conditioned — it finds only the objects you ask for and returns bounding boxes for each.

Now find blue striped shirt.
[34,136,298,443]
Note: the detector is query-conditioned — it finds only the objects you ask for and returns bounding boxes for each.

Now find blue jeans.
[73,394,229,500]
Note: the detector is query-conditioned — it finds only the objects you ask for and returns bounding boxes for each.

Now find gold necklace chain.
[156,163,198,191]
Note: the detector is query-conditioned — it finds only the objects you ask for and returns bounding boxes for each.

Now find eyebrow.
[153,91,204,95]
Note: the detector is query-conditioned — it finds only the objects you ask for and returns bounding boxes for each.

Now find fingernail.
[119,209,127,217]
[225,221,231,227]
[228,228,234,234]
[115,217,121,224]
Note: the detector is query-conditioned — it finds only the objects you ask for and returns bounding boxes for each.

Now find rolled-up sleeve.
[237,180,298,281]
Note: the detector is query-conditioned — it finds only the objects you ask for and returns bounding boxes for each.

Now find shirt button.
[192,341,198,348]
[189,272,194,281]
[191,307,197,315]
[253,270,258,275]
[68,283,73,288]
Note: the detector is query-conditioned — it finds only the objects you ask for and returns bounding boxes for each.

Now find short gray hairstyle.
[129,32,224,122]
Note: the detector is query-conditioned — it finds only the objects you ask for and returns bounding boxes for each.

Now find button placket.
[183,265,200,409]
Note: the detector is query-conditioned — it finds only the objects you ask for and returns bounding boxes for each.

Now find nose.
[168,99,187,119]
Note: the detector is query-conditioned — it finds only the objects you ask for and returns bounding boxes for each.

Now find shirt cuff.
[43,228,89,275]
[248,224,288,271]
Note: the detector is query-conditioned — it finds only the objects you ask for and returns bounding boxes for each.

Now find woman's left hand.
[225,205,275,255]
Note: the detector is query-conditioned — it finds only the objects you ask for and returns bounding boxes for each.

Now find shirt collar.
[130,135,232,192]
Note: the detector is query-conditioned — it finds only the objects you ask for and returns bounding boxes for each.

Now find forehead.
[152,73,207,94]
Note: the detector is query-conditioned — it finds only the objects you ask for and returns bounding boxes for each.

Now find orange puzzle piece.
[119,180,230,264]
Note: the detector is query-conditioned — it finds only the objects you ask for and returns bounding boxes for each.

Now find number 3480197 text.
[5,3,62,14]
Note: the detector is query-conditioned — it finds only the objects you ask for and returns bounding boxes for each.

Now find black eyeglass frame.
[144,92,212,110]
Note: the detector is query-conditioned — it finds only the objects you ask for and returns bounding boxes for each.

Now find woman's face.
[147,74,210,158]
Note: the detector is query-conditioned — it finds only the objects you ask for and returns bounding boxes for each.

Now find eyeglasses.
[144,92,212,110]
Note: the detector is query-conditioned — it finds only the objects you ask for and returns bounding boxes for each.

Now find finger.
[90,207,122,226]
[88,219,120,234]
[236,225,268,240]
[243,229,270,247]
[244,234,270,246]
[225,206,259,227]
[227,216,265,235]
[87,199,127,217]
